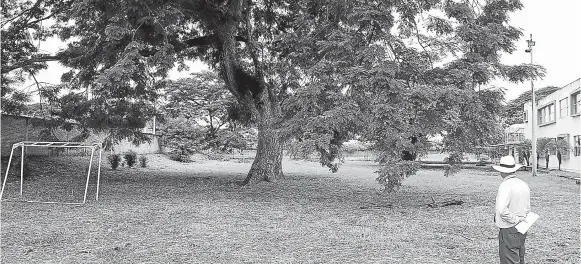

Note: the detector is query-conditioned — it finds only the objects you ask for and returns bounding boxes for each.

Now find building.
[484,124,525,163]
[522,78,581,172]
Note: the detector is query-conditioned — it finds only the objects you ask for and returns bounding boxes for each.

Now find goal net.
[0,141,103,205]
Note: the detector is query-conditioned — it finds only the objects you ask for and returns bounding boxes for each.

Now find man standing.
[493,155,530,264]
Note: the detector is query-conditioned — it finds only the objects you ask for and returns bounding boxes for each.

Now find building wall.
[523,78,581,172]
[1,114,162,157]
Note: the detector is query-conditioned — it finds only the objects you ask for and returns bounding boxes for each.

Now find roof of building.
[505,123,525,133]
[524,78,580,106]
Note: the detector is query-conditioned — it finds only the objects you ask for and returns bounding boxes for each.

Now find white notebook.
[515,212,539,234]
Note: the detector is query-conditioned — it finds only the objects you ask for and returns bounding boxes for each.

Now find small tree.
[163,72,256,156]
[555,139,571,170]
[516,139,532,166]
[161,117,206,162]
[536,137,556,169]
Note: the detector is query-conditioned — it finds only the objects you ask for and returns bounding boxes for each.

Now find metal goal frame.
[0,141,103,205]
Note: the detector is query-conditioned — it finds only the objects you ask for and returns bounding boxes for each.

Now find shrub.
[124,150,137,168]
[139,155,147,168]
[168,150,191,162]
[108,154,121,170]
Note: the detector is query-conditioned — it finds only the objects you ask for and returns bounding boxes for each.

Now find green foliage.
[536,137,557,169]
[1,89,32,115]
[168,151,192,163]
[139,155,147,168]
[4,0,546,190]
[443,152,464,177]
[164,72,232,121]
[516,139,532,166]
[516,137,570,168]
[162,117,203,163]
[287,139,316,161]
[554,138,571,170]
[554,138,571,154]
[1,0,70,114]
[124,150,137,168]
[376,160,420,193]
[536,137,555,156]
[107,154,121,170]
[162,72,257,155]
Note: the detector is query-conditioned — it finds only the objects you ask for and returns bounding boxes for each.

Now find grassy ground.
[1,154,579,263]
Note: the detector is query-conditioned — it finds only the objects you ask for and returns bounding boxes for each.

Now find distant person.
[493,155,530,264]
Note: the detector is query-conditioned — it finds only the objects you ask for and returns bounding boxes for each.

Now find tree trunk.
[212,0,285,185]
[243,126,284,184]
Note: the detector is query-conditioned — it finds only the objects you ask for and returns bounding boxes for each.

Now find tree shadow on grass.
[7,156,455,210]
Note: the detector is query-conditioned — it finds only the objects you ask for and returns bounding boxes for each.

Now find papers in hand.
[515,212,539,234]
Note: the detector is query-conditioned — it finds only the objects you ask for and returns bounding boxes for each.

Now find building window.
[556,134,570,159]
[507,132,524,143]
[523,110,528,122]
[559,98,568,118]
[538,103,555,125]
[572,92,581,115]
[574,135,581,156]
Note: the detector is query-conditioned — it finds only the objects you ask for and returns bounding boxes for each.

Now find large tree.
[162,71,256,159]
[3,0,545,190]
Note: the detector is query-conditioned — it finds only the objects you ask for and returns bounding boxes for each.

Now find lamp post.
[525,34,537,176]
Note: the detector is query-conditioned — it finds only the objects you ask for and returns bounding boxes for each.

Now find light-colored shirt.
[495,175,531,228]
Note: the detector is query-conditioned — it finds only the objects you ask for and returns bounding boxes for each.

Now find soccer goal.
[0,141,103,205]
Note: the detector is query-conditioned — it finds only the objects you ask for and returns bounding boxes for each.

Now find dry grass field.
[1,154,579,263]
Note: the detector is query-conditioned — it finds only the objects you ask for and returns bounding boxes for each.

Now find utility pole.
[525,34,537,176]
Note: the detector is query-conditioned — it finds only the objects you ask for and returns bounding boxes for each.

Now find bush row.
[107,150,147,170]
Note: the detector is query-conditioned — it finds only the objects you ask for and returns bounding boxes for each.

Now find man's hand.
[518,216,527,223]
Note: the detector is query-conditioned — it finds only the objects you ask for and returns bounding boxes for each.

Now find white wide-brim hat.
[492,155,522,173]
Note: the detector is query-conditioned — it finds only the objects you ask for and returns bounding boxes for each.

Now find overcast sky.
[24,0,580,101]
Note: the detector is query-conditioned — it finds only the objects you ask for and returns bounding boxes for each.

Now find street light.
[525,34,537,176]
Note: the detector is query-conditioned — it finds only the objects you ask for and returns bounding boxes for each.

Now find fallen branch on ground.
[427,197,464,208]
[359,203,393,209]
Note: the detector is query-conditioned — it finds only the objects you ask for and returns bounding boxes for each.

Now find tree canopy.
[161,71,256,161]
[2,0,545,191]
[1,0,67,114]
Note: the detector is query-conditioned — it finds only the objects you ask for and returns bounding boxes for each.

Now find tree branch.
[216,117,229,131]
[24,12,56,27]
[2,54,61,74]
[28,70,43,111]
[185,34,247,47]
[245,0,276,108]
[1,0,44,27]
[413,19,433,69]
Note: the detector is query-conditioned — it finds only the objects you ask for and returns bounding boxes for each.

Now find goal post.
[0,141,103,205]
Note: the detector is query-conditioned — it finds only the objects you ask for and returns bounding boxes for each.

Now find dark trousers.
[499,227,527,264]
